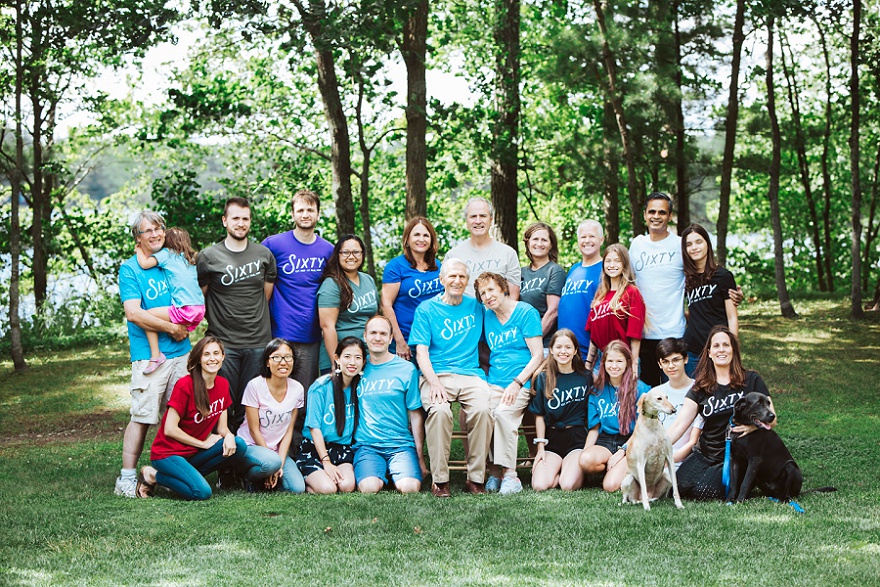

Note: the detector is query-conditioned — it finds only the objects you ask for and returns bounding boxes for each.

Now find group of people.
[115,189,774,503]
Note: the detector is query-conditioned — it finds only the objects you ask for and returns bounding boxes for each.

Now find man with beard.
[262,189,334,395]
[197,197,277,432]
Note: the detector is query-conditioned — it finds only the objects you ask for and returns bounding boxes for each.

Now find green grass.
[1,300,879,587]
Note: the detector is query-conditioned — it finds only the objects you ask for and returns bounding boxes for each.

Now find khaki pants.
[420,373,493,484]
[489,384,532,470]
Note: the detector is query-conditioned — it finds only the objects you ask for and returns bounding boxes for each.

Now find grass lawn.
[1,299,879,587]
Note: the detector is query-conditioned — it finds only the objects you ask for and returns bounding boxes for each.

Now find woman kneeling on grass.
[529,329,593,491]
[235,338,306,493]
[578,340,650,492]
[665,325,774,500]
[295,337,364,494]
[138,336,247,500]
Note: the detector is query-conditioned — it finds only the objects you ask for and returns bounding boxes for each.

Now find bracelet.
[320,455,331,462]
[513,378,524,388]
[619,444,627,452]
[533,438,548,445]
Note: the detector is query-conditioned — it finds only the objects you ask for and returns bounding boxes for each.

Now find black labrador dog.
[727,392,803,502]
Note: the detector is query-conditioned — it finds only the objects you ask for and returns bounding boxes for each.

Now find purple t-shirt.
[262,231,334,343]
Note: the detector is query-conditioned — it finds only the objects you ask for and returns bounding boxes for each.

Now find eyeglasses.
[138,226,165,237]
[340,250,363,258]
[269,354,294,363]
[659,356,684,367]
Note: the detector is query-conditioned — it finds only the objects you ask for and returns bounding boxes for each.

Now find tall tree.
[717,0,746,265]
[812,12,835,290]
[850,0,864,318]
[765,15,798,318]
[401,0,429,220]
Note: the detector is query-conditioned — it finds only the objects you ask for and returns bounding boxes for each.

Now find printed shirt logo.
[561,279,594,297]
[193,396,226,424]
[145,278,169,301]
[323,401,356,426]
[634,250,677,272]
[590,300,620,322]
[357,377,398,397]
[465,257,503,274]
[686,283,718,305]
[547,384,589,410]
[596,397,619,420]
[348,290,378,313]
[487,326,519,351]
[259,408,292,429]
[521,276,547,295]
[408,277,443,299]
[221,260,264,286]
[281,254,326,275]
[702,391,744,418]
[440,314,477,340]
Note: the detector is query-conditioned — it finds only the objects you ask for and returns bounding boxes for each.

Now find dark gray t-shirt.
[197,240,277,349]
[520,261,565,346]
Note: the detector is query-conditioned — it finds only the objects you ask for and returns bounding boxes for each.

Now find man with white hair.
[558,219,604,361]
[408,259,493,497]
[446,197,521,299]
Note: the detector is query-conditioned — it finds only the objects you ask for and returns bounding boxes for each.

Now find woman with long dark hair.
[317,235,378,373]
[137,336,246,500]
[295,337,365,494]
[681,224,739,377]
[666,326,775,500]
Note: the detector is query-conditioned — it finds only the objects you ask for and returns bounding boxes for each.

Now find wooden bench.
[445,411,538,471]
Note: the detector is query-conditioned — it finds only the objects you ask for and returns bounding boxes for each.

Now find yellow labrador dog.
[620,390,684,511]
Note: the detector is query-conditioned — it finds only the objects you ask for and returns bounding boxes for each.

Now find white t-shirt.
[653,379,703,469]
[237,376,305,451]
[446,239,521,297]
[630,232,685,339]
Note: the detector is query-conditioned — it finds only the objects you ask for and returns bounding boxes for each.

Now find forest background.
[2,0,879,371]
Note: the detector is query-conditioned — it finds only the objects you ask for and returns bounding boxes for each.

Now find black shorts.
[295,438,354,477]
[545,426,588,458]
[595,433,629,454]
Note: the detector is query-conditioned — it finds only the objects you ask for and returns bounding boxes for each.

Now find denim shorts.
[353,445,422,485]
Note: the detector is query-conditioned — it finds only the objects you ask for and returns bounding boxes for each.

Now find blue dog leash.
[722,417,733,496]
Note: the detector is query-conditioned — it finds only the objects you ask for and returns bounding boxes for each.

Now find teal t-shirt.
[484,301,542,388]
[408,294,485,379]
[153,248,204,308]
[317,272,378,370]
[588,380,651,435]
[354,356,421,449]
[303,375,356,445]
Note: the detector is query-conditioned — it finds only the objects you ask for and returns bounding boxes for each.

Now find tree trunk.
[297,0,355,236]
[780,29,826,290]
[490,0,520,251]
[861,144,880,293]
[672,1,688,229]
[402,0,428,221]
[813,14,835,291]
[717,0,745,265]
[29,73,47,312]
[9,0,28,371]
[592,0,644,237]
[354,76,376,280]
[850,0,864,318]
[602,101,620,244]
[765,17,797,319]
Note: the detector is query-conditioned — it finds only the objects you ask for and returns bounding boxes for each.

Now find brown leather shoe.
[463,479,486,495]
[431,482,451,498]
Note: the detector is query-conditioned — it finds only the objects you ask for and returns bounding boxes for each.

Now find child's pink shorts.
[169,305,206,331]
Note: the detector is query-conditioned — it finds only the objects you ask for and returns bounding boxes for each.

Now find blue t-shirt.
[557,261,603,358]
[588,380,651,435]
[153,248,204,308]
[354,356,421,449]
[408,294,485,379]
[262,231,334,343]
[382,254,443,342]
[118,256,192,362]
[303,375,356,445]
[484,301,542,388]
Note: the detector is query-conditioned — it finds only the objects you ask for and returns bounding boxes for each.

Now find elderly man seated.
[408,258,493,497]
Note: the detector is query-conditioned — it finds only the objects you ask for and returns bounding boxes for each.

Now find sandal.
[143,353,166,375]
[137,467,156,498]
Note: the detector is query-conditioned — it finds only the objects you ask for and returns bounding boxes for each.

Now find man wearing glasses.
[115,211,191,497]
[197,197,277,432]
[262,189,333,395]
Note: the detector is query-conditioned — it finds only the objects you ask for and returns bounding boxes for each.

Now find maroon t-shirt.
[585,286,646,352]
[150,374,231,460]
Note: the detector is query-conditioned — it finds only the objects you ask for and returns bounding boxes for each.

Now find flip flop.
[137,467,156,498]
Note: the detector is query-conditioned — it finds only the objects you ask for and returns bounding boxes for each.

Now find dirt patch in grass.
[0,410,125,452]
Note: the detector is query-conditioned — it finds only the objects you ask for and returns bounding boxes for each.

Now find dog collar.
[641,410,659,419]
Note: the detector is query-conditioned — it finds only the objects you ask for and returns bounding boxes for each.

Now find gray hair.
[440,257,469,279]
[463,197,494,220]
[130,211,165,240]
[577,219,604,238]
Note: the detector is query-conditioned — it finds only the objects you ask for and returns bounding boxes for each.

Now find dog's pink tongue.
[755,419,771,430]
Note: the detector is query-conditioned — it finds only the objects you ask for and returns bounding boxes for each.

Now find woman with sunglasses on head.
[235,338,306,493]
[317,235,378,373]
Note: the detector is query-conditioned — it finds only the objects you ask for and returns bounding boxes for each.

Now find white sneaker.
[499,476,523,495]
[114,475,137,498]
[485,475,502,492]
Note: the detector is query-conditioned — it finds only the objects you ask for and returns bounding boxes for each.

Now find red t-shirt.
[150,374,231,460]
[585,286,646,353]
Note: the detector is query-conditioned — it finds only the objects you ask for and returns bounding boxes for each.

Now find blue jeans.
[152,436,247,500]
[219,347,264,432]
[685,351,700,378]
[239,445,305,493]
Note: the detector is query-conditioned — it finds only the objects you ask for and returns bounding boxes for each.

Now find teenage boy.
[653,338,701,466]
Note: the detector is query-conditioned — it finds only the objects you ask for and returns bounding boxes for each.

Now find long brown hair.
[322,235,366,310]
[591,244,637,316]
[402,216,439,271]
[593,340,639,435]
[693,325,746,394]
[681,223,719,291]
[536,329,588,400]
[523,221,559,265]
[187,336,226,419]
[164,227,198,265]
